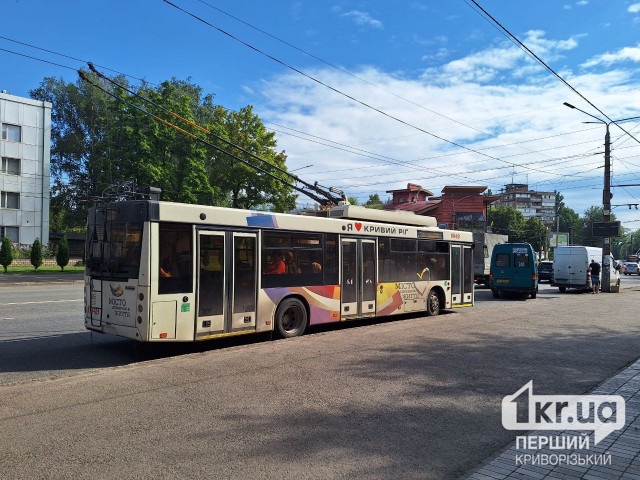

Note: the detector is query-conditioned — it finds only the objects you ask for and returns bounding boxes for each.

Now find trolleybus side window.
[262,231,328,288]
[324,234,339,285]
[158,223,193,294]
[418,240,450,281]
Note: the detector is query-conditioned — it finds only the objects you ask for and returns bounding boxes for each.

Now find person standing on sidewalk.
[590,259,601,294]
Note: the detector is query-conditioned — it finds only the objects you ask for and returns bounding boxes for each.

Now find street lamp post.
[563,103,640,292]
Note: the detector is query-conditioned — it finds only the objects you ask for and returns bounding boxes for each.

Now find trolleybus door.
[341,238,377,318]
[451,245,474,306]
[230,233,257,332]
[451,245,462,305]
[361,240,377,315]
[196,232,257,338]
[196,231,226,336]
[462,245,473,304]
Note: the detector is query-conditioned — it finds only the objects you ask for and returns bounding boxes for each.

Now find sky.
[3,0,640,229]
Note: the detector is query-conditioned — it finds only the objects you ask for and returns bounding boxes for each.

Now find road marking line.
[0,334,64,343]
[0,299,82,306]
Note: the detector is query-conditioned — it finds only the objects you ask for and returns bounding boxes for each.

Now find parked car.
[537,261,553,283]
[624,262,640,275]
[490,243,538,299]
[552,246,620,292]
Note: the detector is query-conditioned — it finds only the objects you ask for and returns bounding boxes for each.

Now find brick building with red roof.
[384,183,501,230]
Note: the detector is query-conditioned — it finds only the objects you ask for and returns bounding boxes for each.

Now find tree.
[56,234,70,271]
[555,192,581,243]
[211,105,296,212]
[487,205,525,238]
[348,196,359,205]
[580,206,617,247]
[0,237,13,273]
[30,238,43,271]
[522,217,549,254]
[29,75,296,230]
[364,193,383,209]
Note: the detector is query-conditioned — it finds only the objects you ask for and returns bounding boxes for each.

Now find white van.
[552,246,620,292]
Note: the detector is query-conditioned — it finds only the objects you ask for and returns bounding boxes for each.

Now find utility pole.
[562,102,640,292]
[602,125,612,292]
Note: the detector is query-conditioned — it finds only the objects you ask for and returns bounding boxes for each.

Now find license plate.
[496,279,510,284]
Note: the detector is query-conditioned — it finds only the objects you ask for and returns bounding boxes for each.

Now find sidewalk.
[467,359,640,480]
[0,272,84,286]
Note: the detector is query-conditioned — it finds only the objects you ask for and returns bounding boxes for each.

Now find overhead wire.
[0,35,152,84]
[3,30,630,201]
[162,0,595,180]
[465,0,640,146]
[79,68,345,205]
[0,35,628,189]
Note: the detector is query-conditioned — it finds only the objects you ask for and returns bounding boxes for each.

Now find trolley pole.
[602,125,611,292]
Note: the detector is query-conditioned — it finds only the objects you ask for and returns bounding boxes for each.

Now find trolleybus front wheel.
[275,298,308,338]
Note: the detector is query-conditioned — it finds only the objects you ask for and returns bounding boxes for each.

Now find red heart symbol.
[355,222,362,231]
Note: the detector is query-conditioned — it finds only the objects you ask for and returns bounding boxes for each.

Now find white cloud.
[241,85,255,95]
[628,3,640,13]
[563,4,572,10]
[249,41,640,226]
[582,44,640,67]
[340,10,383,29]
[423,31,581,84]
[422,47,450,62]
[576,0,588,5]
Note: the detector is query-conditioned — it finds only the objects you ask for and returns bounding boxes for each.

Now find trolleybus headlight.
[139,293,144,301]
[137,316,142,324]
[138,304,143,312]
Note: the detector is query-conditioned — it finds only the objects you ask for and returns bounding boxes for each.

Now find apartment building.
[494,183,556,226]
[0,91,51,245]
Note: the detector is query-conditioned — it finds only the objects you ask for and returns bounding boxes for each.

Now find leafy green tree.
[487,205,525,238]
[348,196,360,205]
[579,206,617,247]
[0,237,13,273]
[29,75,296,229]
[522,217,549,254]
[555,192,581,244]
[364,193,383,209]
[30,238,43,271]
[211,105,295,212]
[56,234,70,271]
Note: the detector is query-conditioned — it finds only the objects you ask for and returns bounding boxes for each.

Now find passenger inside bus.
[285,251,300,274]
[264,254,286,274]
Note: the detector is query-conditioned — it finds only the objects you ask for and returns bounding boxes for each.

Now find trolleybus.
[85,199,474,342]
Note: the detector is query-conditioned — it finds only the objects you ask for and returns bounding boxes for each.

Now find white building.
[0,91,51,245]
[495,183,556,226]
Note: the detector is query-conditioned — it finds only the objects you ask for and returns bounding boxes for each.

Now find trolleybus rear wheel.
[275,298,308,338]
[426,290,441,316]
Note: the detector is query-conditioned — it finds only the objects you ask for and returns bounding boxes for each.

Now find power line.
[466,0,640,146]
[162,0,590,179]
[0,47,76,72]
[0,35,154,85]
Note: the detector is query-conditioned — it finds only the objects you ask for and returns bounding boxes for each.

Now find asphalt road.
[1,281,640,479]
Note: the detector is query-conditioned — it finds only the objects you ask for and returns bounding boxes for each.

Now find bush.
[44,243,57,258]
[30,238,43,271]
[56,234,70,271]
[0,237,13,273]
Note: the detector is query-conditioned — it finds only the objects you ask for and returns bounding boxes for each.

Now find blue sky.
[3,1,640,228]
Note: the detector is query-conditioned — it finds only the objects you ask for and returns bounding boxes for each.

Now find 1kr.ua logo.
[502,381,625,445]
